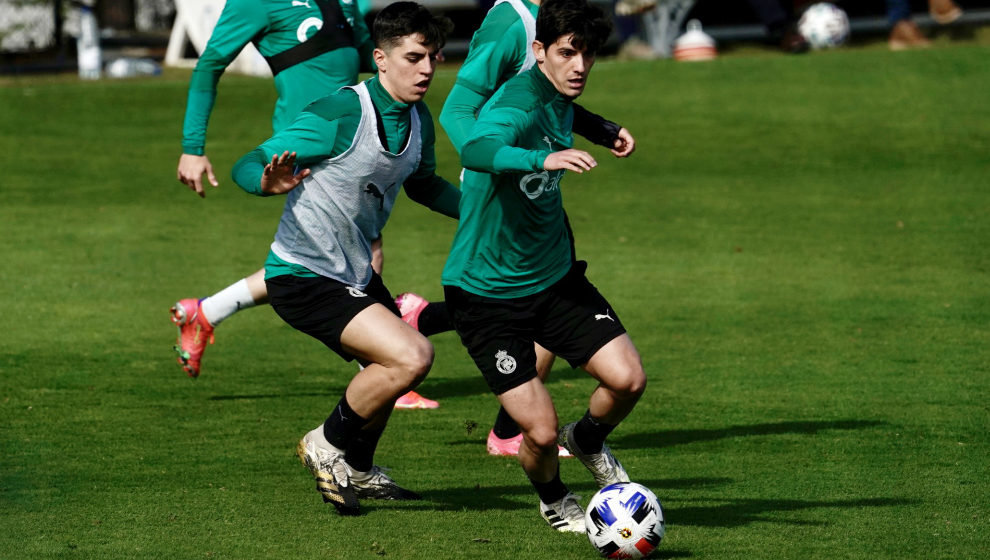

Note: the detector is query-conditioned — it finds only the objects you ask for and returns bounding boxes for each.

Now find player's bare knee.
[628,368,647,397]
[608,368,647,399]
[396,337,434,385]
[524,424,559,452]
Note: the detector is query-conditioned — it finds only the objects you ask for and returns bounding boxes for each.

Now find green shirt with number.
[181,0,373,156]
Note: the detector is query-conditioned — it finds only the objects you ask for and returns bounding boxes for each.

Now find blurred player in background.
[886,0,963,50]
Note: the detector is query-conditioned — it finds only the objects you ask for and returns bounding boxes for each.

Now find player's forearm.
[438,104,471,155]
[180,72,222,155]
[405,176,460,219]
[439,85,487,154]
[231,148,270,196]
[572,104,621,148]
[462,137,547,174]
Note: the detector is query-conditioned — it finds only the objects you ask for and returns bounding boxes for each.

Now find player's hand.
[543,149,597,173]
[260,151,310,195]
[610,127,636,158]
[177,153,219,198]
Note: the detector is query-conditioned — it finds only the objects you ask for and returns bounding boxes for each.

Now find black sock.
[571,409,617,455]
[323,395,368,451]
[346,423,385,473]
[491,407,521,439]
[530,466,569,505]
[417,302,452,336]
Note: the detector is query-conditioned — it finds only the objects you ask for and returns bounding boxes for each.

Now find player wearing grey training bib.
[230,3,458,516]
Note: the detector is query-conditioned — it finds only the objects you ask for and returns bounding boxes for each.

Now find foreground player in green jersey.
[230,2,458,515]
[433,0,636,457]
[442,0,646,532]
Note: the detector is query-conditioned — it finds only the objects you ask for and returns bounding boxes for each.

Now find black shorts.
[444,261,626,395]
[265,273,400,361]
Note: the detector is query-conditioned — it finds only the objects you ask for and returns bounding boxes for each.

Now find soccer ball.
[797,3,850,49]
[585,482,665,559]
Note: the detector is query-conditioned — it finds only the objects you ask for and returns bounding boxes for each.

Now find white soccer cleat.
[540,492,586,533]
[296,427,360,515]
[350,466,422,500]
[558,422,630,488]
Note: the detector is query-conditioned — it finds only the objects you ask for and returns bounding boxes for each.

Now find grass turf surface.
[1,43,988,559]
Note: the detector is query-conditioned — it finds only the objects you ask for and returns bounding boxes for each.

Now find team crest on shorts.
[495,350,517,374]
[347,287,367,298]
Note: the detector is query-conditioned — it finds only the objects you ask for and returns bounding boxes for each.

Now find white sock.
[200,278,256,326]
[309,424,346,456]
[349,467,373,481]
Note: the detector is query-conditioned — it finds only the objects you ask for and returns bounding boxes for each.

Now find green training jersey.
[438,0,537,153]
[441,66,575,298]
[181,0,373,155]
[231,76,460,281]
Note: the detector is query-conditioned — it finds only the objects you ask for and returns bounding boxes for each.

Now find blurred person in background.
[747,0,809,53]
[887,0,963,50]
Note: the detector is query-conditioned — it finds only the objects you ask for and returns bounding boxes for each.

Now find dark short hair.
[535,0,613,56]
[373,1,454,51]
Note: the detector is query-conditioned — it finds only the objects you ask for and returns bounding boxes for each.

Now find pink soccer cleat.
[170,298,214,378]
[487,431,523,456]
[487,430,572,457]
[392,294,440,409]
[394,390,439,409]
[394,292,429,331]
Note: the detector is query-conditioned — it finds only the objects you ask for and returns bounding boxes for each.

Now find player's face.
[534,33,596,98]
[375,33,440,104]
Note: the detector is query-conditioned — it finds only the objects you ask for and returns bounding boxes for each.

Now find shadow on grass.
[202,362,594,402]
[365,480,912,533]
[377,477,733,514]
[666,496,915,528]
[654,551,693,559]
[208,392,337,400]
[392,492,912,531]
[204,376,490,401]
[612,420,886,450]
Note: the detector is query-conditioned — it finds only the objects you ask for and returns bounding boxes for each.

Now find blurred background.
[3,0,990,75]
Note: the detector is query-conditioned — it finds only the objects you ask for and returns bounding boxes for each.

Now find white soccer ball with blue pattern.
[585,482,665,559]
[797,2,850,49]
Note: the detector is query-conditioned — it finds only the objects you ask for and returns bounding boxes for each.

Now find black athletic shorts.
[444,261,626,395]
[266,272,400,361]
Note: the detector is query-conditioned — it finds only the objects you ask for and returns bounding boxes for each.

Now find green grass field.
[1,41,988,559]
